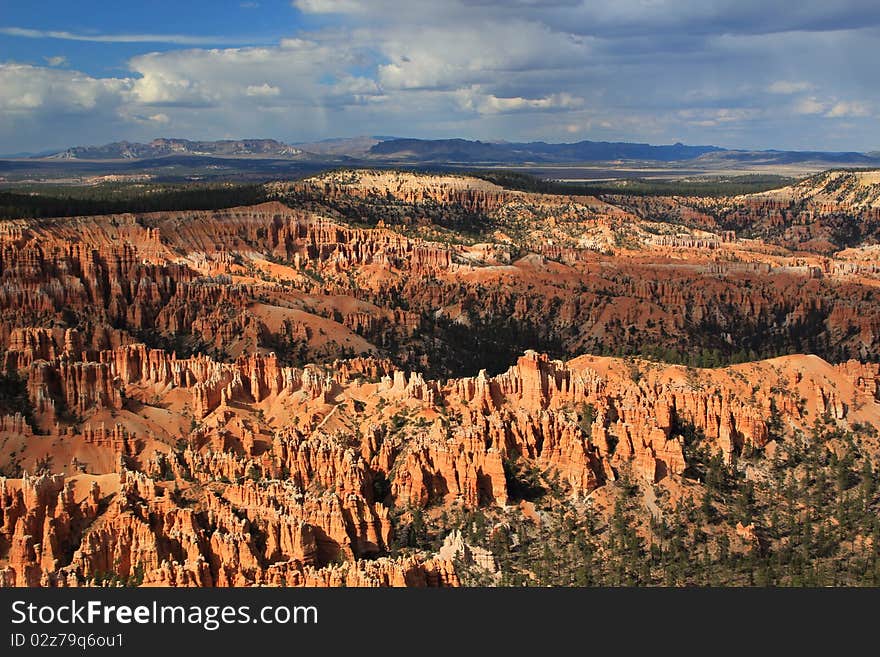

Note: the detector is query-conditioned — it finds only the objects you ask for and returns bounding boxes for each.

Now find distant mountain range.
[292,136,385,158]
[366,138,725,162]
[693,149,880,166]
[364,138,879,166]
[45,138,303,160]
[27,136,880,167]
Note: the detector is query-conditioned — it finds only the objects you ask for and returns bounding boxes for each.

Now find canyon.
[0,169,878,587]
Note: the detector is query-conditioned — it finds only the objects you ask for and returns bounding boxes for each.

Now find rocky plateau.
[0,169,878,587]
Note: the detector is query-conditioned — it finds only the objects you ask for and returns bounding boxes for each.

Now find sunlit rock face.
[0,170,879,587]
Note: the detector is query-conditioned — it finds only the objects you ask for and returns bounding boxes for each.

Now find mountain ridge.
[45,137,304,160]
[34,136,880,167]
[366,137,725,162]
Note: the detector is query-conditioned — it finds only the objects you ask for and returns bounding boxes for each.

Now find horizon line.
[4,135,877,158]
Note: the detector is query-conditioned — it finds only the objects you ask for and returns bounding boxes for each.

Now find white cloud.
[0,63,136,151]
[246,83,281,97]
[375,20,590,91]
[3,1,880,152]
[125,42,373,110]
[826,101,871,118]
[43,55,67,67]
[129,71,213,107]
[457,89,585,115]
[793,97,827,115]
[677,107,760,127]
[791,97,872,119]
[0,64,130,113]
[293,0,366,13]
[767,80,812,94]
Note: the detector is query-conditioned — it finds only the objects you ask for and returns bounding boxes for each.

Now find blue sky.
[1,0,879,153]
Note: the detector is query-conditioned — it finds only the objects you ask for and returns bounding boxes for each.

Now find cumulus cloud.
[126,40,377,111]
[826,101,871,118]
[0,63,137,151]
[2,0,879,151]
[375,21,590,92]
[0,64,130,113]
[457,88,585,115]
[791,97,872,119]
